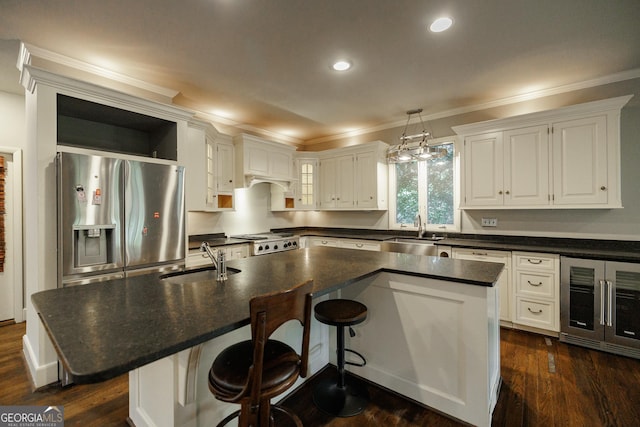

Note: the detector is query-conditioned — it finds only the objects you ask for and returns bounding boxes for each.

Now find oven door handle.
[606,280,613,327]
[599,280,606,326]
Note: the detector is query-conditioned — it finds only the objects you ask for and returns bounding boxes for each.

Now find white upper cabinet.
[552,115,607,205]
[504,124,550,206]
[184,120,235,211]
[216,134,235,194]
[233,133,295,188]
[318,141,388,210]
[319,156,338,208]
[454,95,632,209]
[296,158,318,210]
[463,132,504,207]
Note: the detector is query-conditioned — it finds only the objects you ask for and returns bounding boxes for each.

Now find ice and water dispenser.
[73,225,115,268]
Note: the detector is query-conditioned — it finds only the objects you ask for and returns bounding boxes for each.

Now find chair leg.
[239,402,255,427]
[258,398,271,427]
[336,326,346,388]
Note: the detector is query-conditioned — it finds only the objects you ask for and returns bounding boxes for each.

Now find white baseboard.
[22,334,59,388]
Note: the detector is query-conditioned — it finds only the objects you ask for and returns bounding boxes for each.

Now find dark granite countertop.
[31,247,502,384]
[437,238,640,263]
[273,227,640,263]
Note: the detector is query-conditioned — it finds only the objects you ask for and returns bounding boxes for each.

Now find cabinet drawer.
[514,252,556,271]
[515,298,556,330]
[452,248,510,264]
[310,238,340,247]
[515,271,555,299]
[341,240,380,251]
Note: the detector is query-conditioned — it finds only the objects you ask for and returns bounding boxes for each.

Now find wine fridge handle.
[599,280,606,326]
[606,280,613,327]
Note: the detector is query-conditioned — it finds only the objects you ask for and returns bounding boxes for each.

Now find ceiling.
[1,0,639,145]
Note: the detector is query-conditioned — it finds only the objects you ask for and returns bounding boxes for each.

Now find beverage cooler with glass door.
[560,257,640,358]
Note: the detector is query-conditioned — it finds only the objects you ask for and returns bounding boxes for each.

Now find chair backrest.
[248,279,314,400]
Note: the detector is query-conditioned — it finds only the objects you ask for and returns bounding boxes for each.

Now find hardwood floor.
[0,322,128,426]
[2,322,640,426]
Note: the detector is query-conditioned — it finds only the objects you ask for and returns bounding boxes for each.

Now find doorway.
[0,150,23,322]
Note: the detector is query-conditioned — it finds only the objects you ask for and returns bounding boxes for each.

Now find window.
[389,138,459,232]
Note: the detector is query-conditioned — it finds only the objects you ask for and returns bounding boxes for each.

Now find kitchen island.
[32,247,504,427]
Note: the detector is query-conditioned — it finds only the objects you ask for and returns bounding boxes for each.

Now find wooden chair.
[208,279,314,427]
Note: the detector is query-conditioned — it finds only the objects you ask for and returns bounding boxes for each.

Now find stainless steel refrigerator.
[57,152,185,287]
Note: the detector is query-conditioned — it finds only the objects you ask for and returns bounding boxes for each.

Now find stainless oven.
[232,233,300,256]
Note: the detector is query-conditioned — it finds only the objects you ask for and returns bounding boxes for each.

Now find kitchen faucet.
[414,213,423,238]
[200,242,228,281]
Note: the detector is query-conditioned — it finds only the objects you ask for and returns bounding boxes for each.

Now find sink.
[159,266,240,285]
[380,239,438,256]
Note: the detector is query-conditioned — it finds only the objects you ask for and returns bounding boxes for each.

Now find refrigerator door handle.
[599,279,606,326]
[606,280,614,327]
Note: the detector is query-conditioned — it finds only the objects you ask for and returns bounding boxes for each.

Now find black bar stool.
[312,299,368,417]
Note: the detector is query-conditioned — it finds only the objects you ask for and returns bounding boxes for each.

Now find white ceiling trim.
[18,42,180,100]
[303,68,640,145]
[15,42,640,147]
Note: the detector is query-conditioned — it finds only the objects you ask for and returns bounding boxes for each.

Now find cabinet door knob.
[600,186,607,191]
[505,190,510,195]
[498,190,503,195]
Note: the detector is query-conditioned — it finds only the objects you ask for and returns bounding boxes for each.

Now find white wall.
[0,91,26,148]
[187,184,307,236]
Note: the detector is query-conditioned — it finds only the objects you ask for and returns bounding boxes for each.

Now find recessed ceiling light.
[332,60,352,71]
[429,17,453,33]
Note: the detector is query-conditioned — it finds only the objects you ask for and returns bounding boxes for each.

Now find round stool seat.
[314,299,367,326]
[209,339,299,399]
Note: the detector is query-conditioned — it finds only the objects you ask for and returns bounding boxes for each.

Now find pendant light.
[387,108,443,163]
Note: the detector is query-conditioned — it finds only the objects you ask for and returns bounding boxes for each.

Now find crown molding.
[18,42,179,99]
[303,68,640,145]
[21,65,194,122]
[451,94,633,136]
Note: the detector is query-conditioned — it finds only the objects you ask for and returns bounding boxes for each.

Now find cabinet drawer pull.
[527,280,543,287]
[321,240,328,244]
[527,258,543,264]
[472,252,487,256]
[356,243,364,248]
[624,330,636,336]
[527,307,543,314]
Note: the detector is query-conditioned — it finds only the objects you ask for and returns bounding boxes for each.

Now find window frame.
[388,136,461,233]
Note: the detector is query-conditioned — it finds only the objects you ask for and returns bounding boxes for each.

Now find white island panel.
[341,273,500,427]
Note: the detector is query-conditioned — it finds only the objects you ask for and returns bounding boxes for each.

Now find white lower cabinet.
[309,237,380,251]
[512,251,560,333]
[452,248,511,324]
